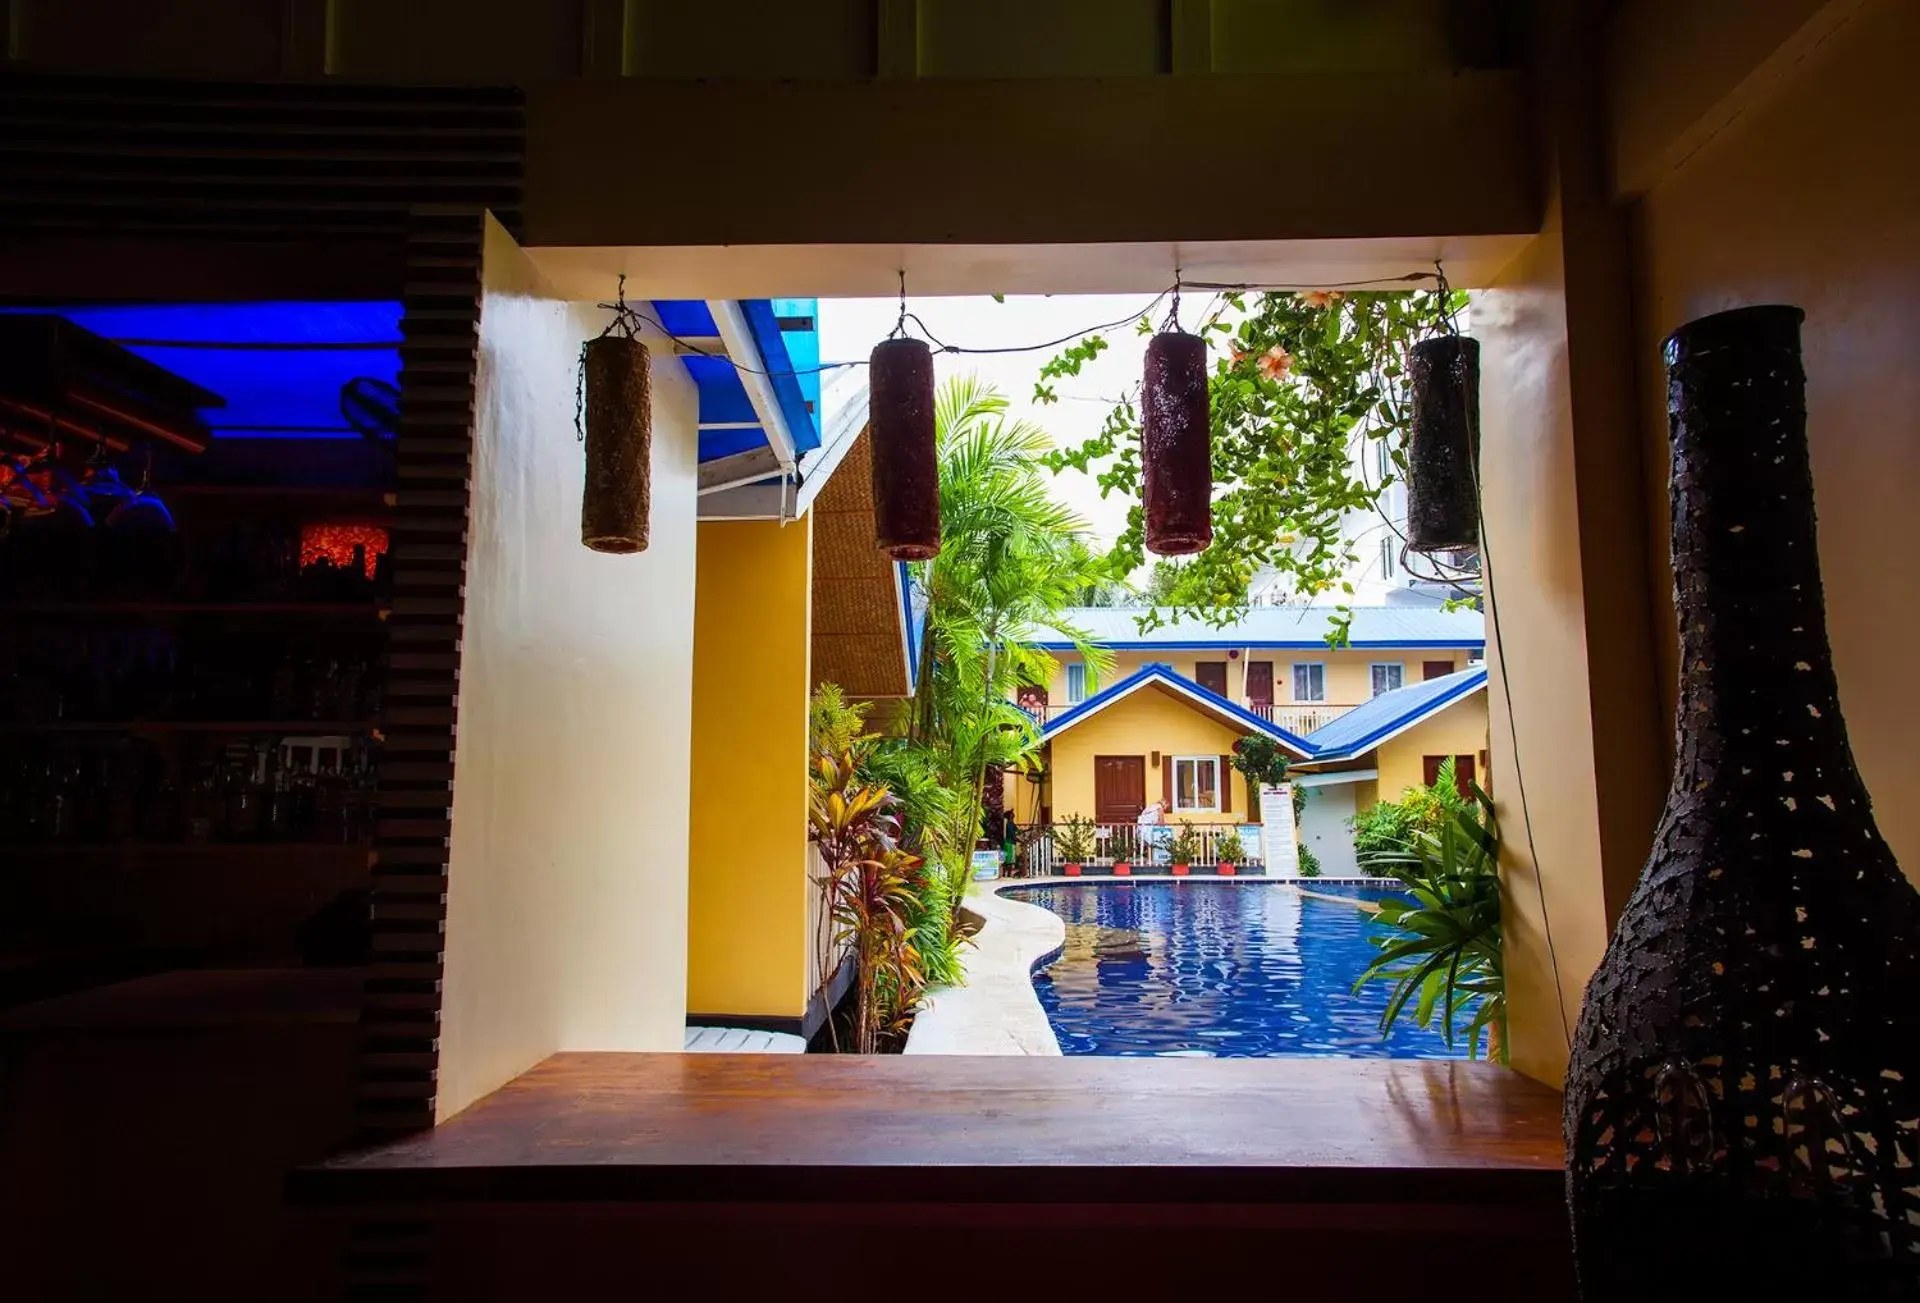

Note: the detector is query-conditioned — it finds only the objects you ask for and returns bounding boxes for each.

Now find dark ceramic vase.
[1564,305,1920,1301]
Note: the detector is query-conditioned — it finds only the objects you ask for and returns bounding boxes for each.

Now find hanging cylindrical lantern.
[1404,334,1480,553]
[580,334,651,554]
[1142,330,1212,556]
[868,337,940,560]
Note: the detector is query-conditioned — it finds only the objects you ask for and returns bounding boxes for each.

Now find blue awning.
[652,298,821,467]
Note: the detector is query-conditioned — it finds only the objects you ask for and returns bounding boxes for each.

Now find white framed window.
[1380,536,1397,579]
[1171,756,1220,813]
[1065,663,1087,704]
[1370,662,1405,696]
[1292,662,1326,702]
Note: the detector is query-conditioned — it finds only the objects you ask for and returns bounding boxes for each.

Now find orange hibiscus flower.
[1257,345,1293,382]
[1297,290,1344,309]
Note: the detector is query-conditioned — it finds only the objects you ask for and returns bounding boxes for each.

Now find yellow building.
[686,404,922,1042]
[1012,607,1487,876]
[1289,667,1492,878]
[1023,605,1484,738]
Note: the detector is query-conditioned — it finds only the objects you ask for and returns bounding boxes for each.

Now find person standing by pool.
[1136,799,1170,865]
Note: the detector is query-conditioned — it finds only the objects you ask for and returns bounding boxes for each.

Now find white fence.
[1021,822,1260,877]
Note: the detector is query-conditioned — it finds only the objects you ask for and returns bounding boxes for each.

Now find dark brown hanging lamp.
[578,277,652,555]
[1142,283,1212,557]
[1404,265,1481,555]
[868,274,940,560]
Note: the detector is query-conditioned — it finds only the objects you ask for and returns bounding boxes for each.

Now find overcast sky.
[818,294,1177,549]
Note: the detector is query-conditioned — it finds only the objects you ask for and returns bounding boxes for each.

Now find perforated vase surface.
[1564,305,1920,1302]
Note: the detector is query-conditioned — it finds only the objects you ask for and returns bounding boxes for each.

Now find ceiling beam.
[697,444,783,496]
[524,72,1536,248]
[698,480,791,521]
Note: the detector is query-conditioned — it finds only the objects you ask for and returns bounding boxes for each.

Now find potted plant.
[1052,815,1095,878]
[1214,827,1246,877]
[1168,824,1203,876]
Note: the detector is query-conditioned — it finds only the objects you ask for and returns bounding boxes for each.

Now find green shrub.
[1214,828,1246,864]
[1351,800,1418,874]
[1297,844,1322,878]
[1052,815,1096,863]
[1353,776,1505,1061]
[809,683,872,760]
[1230,735,1292,789]
[1169,824,1204,865]
[1351,758,1472,877]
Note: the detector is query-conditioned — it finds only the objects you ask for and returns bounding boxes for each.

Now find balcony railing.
[1248,702,1359,734]
[1018,699,1358,733]
[1019,821,1260,877]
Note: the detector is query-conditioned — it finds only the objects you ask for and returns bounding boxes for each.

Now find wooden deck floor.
[302,1052,1565,1206]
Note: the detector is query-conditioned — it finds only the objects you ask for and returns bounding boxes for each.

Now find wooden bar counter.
[299,1053,1576,1300]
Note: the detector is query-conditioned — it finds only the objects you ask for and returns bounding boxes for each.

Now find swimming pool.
[1010,881,1470,1059]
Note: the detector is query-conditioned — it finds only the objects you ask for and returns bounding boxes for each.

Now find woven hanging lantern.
[1404,334,1480,553]
[580,334,651,554]
[868,337,940,560]
[1142,330,1212,556]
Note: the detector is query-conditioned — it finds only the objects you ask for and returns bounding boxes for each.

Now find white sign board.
[1260,783,1300,878]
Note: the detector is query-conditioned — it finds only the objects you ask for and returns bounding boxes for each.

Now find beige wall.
[437,218,699,1121]
[1047,687,1257,826]
[1043,646,1476,708]
[1474,201,1618,1087]
[1623,0,1919,880]
[1374,692,1491,799]
[686,516,813,1022]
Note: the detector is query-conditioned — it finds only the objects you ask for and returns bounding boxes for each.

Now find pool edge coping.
[902,883,1066,1056]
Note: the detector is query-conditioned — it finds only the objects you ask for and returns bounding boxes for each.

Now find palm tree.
[908,376,1115,852]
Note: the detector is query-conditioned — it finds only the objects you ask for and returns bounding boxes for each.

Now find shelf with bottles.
[0,732,384,849]
[0,720,377,734]
[0,512,392,606]
[3,600,388,616]
[1,620,386,726]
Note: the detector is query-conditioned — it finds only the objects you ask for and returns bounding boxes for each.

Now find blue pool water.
[1011,882,1469,1059]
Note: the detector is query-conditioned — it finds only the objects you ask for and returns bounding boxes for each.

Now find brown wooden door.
[1093,755,1146,824]
[1422,660,1456,681]
[1423,754,1476,797]
[1195,661,1228,696]
[1245,660,1273,706]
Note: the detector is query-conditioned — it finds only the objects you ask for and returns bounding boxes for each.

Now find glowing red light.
[300,522,388,577]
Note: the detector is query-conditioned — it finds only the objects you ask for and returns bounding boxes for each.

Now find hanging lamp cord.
[576,274,650,441]
[890,269,909,340]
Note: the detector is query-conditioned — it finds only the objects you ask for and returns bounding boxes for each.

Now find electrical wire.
[1465,362,1575,1052]
[594,270,1445,382]
[1182,272,1439,292]
[902,289,1172,358]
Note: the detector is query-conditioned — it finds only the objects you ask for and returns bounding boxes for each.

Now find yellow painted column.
[686,514,813,1026]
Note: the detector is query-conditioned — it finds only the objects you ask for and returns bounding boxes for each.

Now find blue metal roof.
[0,302,400,437]
[10,298,824,463]
[1029,604,1485,651]
[1041,662,1316,759]
[652,298,822,466]
[1303,666,1490,761]
[900,562,928,693]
